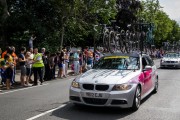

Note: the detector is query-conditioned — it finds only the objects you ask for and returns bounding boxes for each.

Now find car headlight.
[112,84,132,91]
[71,81,80,88]
[161,60,165,63]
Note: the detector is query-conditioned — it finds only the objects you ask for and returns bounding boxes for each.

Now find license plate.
[86,92,103,98]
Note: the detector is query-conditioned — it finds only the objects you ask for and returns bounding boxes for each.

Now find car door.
[146,56,156,90]
[142,56,153,94]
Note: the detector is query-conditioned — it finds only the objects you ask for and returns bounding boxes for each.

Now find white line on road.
[0,83,49,95]
[26,104,67,120]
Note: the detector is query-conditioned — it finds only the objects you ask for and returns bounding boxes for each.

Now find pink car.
[70,53,158,111]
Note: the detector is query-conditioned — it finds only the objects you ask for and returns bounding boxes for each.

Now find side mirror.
[143,66,152,72]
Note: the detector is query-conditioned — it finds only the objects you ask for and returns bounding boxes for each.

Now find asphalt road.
[1,59,180,120]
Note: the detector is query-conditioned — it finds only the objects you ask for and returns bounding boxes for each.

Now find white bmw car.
[160,52,180,68]
[69,53,158,110]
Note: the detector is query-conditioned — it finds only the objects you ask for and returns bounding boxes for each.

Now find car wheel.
[132,86,141,111]
[153,78,158,93]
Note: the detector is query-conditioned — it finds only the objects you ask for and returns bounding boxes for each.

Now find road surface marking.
[26,104,66,120]
[0,83,49,95]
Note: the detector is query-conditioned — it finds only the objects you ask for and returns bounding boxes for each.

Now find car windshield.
[165,53,179,58]
[93,56,140,70]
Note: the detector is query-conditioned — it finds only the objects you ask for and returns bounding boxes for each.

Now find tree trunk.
[0,0,9,45]
[0,0,9,23]
[60,17,65,52]
[60,26,64,51]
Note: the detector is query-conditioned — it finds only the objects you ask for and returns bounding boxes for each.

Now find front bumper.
[160,62,180,68]
[69,84,137,108]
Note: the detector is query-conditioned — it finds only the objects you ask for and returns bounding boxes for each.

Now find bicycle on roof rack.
[94,21,155,55]
[94,24,114,53]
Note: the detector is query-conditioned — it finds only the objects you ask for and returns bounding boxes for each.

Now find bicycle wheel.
[125,41,130,53]
[117,35,123,53]
[103,31,109,52]
[108,31,116,53]
[124,36,130,53]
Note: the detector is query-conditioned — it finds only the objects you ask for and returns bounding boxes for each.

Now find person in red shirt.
[1,46,10,58]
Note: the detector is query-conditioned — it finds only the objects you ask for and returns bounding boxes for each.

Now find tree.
[140,0,180,47]
[64,0,117,48]
[0,0,10,45]
[0,0,9,23]
[116,0,142,30]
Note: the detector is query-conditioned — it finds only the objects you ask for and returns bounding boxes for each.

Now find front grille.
[83,84,109,91]
[83,97,107,105]
[95,85,109,91]
[70,96,81,102]
[166,61,177,63]
[111,100,127,105]
[83,84,94,90]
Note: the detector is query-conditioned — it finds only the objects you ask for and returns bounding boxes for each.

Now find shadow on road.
[50,91,157,120]
[51,103,136,120]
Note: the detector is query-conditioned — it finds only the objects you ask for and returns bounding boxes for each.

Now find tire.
[153,78,158,94]
[108,32,116,53]
[103,32,109,51]
[118,36,124,53]
[132,86,141,111]
[160,66,164,69]
[125,42,130,53]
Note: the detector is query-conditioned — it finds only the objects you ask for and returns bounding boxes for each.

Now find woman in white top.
[25,52,33,86]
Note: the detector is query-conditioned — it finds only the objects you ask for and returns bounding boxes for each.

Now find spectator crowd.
[0,43,166,91]
[0,46,104,90]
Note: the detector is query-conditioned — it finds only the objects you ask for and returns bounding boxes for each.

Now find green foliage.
[1,0,180,50]
[140,0,180,47]
[0,4,3,17]
[1,0,117,51]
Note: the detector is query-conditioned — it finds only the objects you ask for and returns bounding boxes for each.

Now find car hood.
[77,69,139,84]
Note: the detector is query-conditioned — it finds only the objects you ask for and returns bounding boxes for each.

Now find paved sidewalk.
[14,69,73,83]
[0,69,74,90]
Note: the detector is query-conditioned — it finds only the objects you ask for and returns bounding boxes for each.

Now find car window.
[142,57,148,68]
[93,56,140,70]
[146,56,154,66]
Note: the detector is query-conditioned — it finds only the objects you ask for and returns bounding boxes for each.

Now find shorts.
[20,65,26,76]
[26,68,32,76]
[58,63,63,68]
[5,67,13,79]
